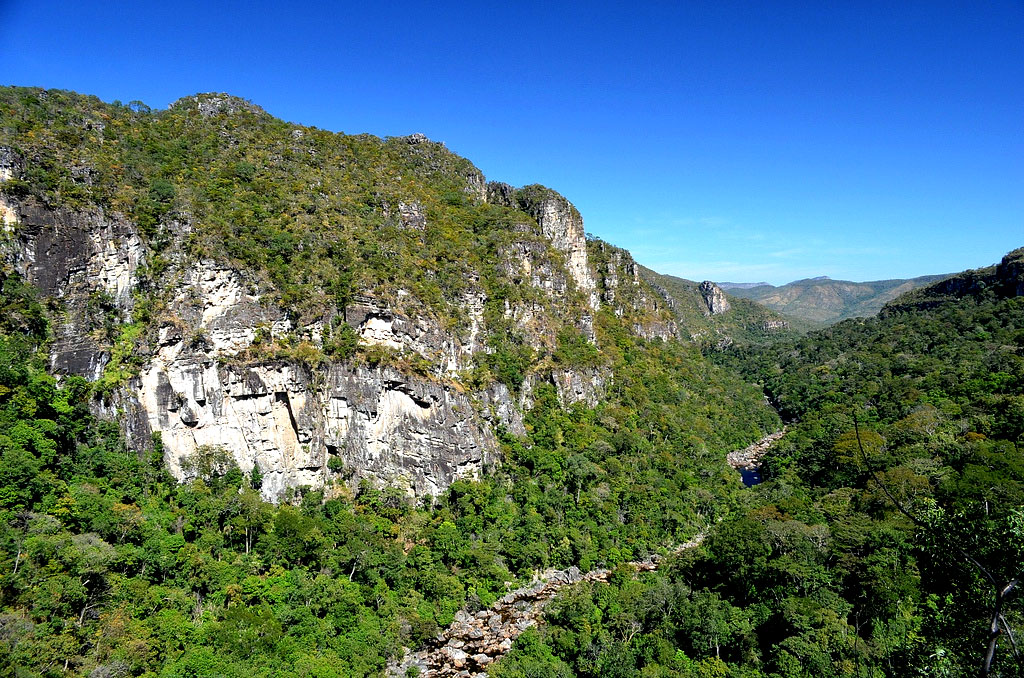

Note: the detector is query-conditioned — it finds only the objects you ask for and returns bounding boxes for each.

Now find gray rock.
[5,174,667,506]
[699,280,731,315]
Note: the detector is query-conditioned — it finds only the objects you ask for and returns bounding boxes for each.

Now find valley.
[0,87,1021,678]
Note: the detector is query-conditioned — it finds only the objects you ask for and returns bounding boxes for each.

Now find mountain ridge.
[722,272,953,324]
[0,85,774,502]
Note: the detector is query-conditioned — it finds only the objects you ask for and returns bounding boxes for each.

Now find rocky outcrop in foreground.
[387,535,705,678]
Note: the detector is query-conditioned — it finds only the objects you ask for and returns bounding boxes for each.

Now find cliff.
[0,87,695,501]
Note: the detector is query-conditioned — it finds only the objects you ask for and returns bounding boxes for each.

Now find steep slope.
[639,266,806,346]
[724,273,951,324]
[0,87,773,502]
[0,87,785,678]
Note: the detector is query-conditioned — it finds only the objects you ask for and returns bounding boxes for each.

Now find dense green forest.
[490,252,1024,678]
[0,264,779,677]
[1,86,1022,678]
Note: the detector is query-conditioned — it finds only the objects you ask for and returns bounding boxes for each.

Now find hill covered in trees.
[723,274,952,325]
[0,86,778,677]
[486,250,1024,678]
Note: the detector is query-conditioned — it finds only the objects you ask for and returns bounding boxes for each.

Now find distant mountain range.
[717,281,772,290]
[720,274,953,324]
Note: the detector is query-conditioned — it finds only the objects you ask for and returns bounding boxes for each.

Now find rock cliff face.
[699,280,731,315]
[141,353,502,498]
[487,183,598,306]
[0,90,687,502]
[9,200,145,379]
[0,172,669,501]
[130,259,533,499]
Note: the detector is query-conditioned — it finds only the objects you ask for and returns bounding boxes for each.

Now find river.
[727,429,785,487]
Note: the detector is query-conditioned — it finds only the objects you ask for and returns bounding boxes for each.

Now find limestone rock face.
[138,350,503,499]
[12,202,144,309]
[699,280,731,315]
[517,188,597,303]
[125,259,516,501]
[0,194,629,501]
[759,319,790,332]
[487,182,598,305]
[1,157,679,501]
[5,201,145,379]
[550,368,607,408]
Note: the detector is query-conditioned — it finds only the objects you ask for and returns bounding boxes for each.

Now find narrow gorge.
[387,534,707,678]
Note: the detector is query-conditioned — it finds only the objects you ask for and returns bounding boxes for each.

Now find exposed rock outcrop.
[387,534,706,678]
[126,259,522,500]
[4,200,145,378]
[11,201,144,310]
[726,429,786,471]
[0,105,685,503]
[488,183,598,305]
[699,280,731,315]
[0,187,643,501]
[139,353,503,499]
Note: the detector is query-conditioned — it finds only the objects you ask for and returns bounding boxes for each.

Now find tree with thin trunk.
[854,416,1024,677]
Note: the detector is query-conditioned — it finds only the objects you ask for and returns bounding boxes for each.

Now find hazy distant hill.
[718,281,771,290]
[722,274,952,324]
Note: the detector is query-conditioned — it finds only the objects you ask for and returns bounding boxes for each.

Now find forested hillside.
[0,87,781,677]
[725,274,951,325]
[0,265,781,677]
[639,267,809,344]
[483,251,1024,678]
[0,86,782,501]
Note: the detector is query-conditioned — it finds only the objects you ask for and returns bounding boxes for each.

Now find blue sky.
[2,0,1021,284]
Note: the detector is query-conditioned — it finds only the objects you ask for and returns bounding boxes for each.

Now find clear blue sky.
[2,0,1021,284]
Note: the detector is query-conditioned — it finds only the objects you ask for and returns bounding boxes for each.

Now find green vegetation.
[2,85,1021,677]
[489,255,1024,678]
[724,274,953,325]
[0,87,589,333]
[638,266,810,345]
[0,265,775,677]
